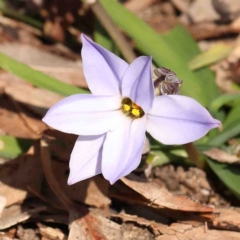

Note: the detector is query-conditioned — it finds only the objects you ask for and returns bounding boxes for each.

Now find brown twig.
[0,15,42,36]
[7,95,42,137]
[183,143,205,169]
[27,186,66,211]
[90,0,136,63]
[39,138,74,210]
[39,138,108,239]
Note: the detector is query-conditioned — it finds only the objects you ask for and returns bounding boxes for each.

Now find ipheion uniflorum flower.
[42,34,221,185]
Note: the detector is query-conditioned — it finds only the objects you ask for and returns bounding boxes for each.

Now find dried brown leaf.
[0,43,81,69]
[0,95,47,138]
[37,223,67,240]
[121,174,214,212]
[40,139,118,240]
[0,42,87,116]
[1,74,63,116]
[187,22,240,40]
[0,204,46,230]
[0,42,86,87]
[69,212,123,240]
[52,160,110,208]
[111,212,168,236]
[0,15,41,36]
[68,217,91,240]
[204,148,240,164]
[40,157,111,208]
[156,223,240,240]
[44,130,77,162]
[213,207,240,231]
[0,196,6,217]
[124,0,157,13]
[17,225,42,240]
[32,66,87,87]
[170,0,191,13]
[0,236,17,240]
[188,0,220,23]
[0,154,44,207]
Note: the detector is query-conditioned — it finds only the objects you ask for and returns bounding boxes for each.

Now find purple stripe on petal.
[121,56,154,113]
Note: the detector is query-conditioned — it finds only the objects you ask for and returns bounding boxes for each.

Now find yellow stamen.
[132,109,140,117]
[121,97,144,119]
[123,104,131,112]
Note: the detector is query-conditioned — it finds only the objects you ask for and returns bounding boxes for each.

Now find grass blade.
[189,44,232,70]
[100,0,219,106]
[224,104,240,128]
[0,136,32,159]
[207,158,240,199]
[209,93,240,116]
[0,52,89,96]
[208,120,240,146]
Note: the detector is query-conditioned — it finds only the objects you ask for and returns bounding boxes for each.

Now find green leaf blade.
[208,120,240,146]
[189,44,232,70]
[0,52,89,96]
[0,136,32,159]
[207,158,240,199]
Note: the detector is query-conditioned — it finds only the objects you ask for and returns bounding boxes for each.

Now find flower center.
[121,98,144,119]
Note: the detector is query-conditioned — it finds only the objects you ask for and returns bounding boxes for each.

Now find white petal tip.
[81,33,92,43]
[210,118,221,129]
[42,116,47,124]
[109,179,118,185]
[42,116,55,129]
[214,119,221,126]
[103,174,118,185]
[42,116,51,127]
[67,177,75,186]
[67,169,82,185]
[105,175,122,185]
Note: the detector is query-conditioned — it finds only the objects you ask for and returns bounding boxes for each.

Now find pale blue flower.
[43,34,220,184]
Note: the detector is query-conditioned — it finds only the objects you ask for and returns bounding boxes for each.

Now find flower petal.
[68,135,105,185]
[121,56,154,113]
[43,94,123,135]
[81,34,129,95]
[102,116,146,184]
[147,95,221,144]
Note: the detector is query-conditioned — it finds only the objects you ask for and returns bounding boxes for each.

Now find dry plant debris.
[121,174,214,212]
[0,153,44,207]
[204,148,240,164]
[0,203,46,230]
[212,207,240,231]
[156,222,240,240]
[0,95,47,138]
[152,165,229,206]
[37,223,67,240]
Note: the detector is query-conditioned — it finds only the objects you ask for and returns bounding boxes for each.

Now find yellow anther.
[132,108,140,117]
[121,97,144,119]
[123,104,131,112]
